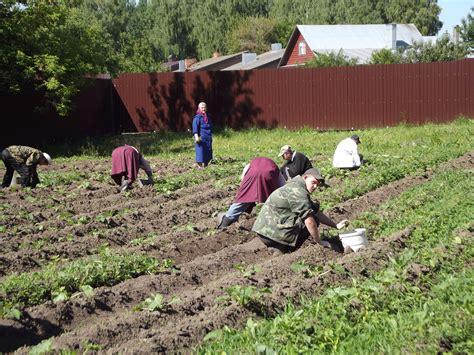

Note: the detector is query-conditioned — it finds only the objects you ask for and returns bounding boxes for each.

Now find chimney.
[178,60,185,72]
[242,53,257,65]
[271,43,282,51]
[391,23,397,50]
[453,26,460,44]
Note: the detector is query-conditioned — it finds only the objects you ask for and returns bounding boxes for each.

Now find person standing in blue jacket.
[192,101,213,168]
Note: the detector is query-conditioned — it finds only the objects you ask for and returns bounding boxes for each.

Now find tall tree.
[0,0,116,115]
[459,7,473,50]
[382,0,442,35]
[226,16,281,54]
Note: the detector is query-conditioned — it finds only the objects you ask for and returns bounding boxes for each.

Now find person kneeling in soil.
[111,145,153,192]
[278,144,313,181]
[252,168,348,253]
[217,157,286,229]
[1,145,51,188]
[332,134,366,170]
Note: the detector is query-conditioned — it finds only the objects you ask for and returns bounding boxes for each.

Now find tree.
[402,36,468,63]
[226,16,280,54]
[305,50,358,68]
[459,7,473,51]
[382,0,442,36]
[0,0,116,116]
[369,35,468,65]
[369,48,403,65]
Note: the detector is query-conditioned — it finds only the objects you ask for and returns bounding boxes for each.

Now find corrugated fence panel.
[112,59,474,132]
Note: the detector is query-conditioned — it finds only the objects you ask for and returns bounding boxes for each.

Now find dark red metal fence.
[1,59,472,150]
[113,59,473,132]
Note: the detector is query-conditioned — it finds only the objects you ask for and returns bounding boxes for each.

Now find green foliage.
[305,50,358,68]
[28,338,53,355]
[0,250,172,316]
[226,16,280,54]
[234,263,262,278]
[198,169,474,353]
[0,0,116,115]
[222,285,271,306]
[369,48,404,65]
[370,36,469,65]
[403,36,469,63]
[134,293,180,312]
[290,260,325,278]
[459,7,473,50]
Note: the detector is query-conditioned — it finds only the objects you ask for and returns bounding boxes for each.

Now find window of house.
[298,42,306,55]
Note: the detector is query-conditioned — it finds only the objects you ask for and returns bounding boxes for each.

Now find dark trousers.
[258,228,311,253]
[1,149,38,188]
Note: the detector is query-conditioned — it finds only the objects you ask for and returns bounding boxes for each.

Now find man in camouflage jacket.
[252,168,348,253]
[1,145,51,188]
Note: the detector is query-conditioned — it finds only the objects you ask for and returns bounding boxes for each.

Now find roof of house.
[188,52,247,71]
[223,48,285,70]
[279,24,427,66]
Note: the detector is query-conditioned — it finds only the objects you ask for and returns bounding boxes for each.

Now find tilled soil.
[0,152,472,353]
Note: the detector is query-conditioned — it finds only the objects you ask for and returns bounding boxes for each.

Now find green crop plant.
[198,168,473,353]
[0,252,174,316]
[221,285,272,307]
[234,263,261,279]
[133,293,180,312]
[290,260,325,278]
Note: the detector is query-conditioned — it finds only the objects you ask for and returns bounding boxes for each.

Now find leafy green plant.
[290,260,325,278]
[0,253,173,315]
[134,293,180,312]
[222,285,271,307]
[234,263,261,278]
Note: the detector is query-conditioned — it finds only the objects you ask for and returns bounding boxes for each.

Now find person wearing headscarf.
[111,145,153,192]
[218,157,285,228]
[1,145,51,188]
[192,102,213,168]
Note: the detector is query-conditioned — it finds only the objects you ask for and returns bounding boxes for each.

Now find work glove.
[320,240,331,248]
[194,135,201,143]
[336,220,349,230]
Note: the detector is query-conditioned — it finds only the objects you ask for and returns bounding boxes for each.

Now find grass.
[198,168,473,353]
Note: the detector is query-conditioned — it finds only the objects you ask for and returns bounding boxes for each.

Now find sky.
[437,0,472,36]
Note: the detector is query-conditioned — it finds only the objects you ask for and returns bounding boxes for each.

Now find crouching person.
[111,145,153,192]
[1,145,51,188]
[252,168,348,253]
[218,157,285,229]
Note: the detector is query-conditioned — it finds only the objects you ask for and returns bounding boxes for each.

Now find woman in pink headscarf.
[217,157,285,228]
[192,102,213,168]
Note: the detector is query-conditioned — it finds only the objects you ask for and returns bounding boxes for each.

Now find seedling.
[291,260,325,278]
[133,293,180,312]
[234,263,261,278]
[221,285,272,306]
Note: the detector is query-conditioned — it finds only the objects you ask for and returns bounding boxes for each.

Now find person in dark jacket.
[111,145,153,192]
[218,157,285,229]
[279,145,313,181]
[192,102,213,168]
[1,145,51,188]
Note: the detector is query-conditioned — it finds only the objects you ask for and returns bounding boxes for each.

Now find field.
[0,120,473,353]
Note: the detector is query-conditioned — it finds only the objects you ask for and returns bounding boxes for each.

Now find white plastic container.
[339,228,368,252]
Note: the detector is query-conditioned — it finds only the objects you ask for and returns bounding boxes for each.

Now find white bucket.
[339,228,368,252]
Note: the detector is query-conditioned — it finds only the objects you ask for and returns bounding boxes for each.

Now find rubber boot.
[120,178,129,192]
[217,215,234,229]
